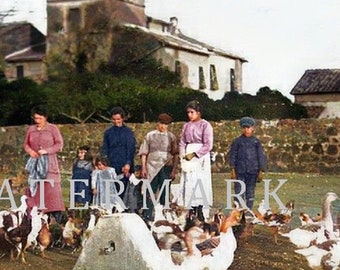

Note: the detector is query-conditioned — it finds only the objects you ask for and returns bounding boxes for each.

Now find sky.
[1,0,340,99]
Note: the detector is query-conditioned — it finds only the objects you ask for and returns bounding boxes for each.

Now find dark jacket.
[102,124,136,172]
[228,135,267,174]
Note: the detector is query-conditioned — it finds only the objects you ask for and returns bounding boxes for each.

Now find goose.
[294,239,338,268]
[180,208,242,270]
[281,192,338,248]
[320,239,340,270]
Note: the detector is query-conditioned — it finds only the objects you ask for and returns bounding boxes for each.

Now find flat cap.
[240,116,255,127]
[158,113,173,124]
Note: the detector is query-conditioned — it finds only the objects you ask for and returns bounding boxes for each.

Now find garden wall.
[1,118,340,177]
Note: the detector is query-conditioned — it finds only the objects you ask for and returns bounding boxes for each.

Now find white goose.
[281,192,338,248]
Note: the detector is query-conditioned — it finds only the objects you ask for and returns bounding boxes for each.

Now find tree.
[0,78,47,126]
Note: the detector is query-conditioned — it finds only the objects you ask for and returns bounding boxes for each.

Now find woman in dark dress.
[101,107,136,197]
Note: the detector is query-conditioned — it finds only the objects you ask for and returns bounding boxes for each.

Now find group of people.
[23,101,267,223]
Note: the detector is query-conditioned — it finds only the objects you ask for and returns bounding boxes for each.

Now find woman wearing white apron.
[178,100,213,221]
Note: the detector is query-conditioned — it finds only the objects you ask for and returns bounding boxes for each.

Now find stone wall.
[1,118,340,176]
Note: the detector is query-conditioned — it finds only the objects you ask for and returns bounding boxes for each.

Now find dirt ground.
[0,225,312,270]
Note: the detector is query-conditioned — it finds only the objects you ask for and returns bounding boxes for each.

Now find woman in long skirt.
[178,100,213,221]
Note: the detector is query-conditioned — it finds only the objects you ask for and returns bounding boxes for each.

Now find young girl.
[71,146,93,206]
[119,164,142,214]
[178,100,213,221]
[91,156,118,212]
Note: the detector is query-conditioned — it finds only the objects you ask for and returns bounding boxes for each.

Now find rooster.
[0,195,32,263]
[3,210,32,263]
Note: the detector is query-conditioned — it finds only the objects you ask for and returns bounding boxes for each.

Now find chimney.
[169,16,180,35]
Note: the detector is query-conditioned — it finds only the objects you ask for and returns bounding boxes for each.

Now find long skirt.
[27,172,65,213]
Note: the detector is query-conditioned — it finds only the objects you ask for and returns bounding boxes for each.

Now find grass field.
[211,172,340,227]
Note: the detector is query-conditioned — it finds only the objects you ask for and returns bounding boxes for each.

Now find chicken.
[24,206,44,252]
[5,211,32,264]
[62,214,82,252]
[49,215,63,248]
[37,218,52,258]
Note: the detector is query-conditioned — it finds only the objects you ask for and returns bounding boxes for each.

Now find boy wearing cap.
[138,113,179,221]
[228,116,267,209]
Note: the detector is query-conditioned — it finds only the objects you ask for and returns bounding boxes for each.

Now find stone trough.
[73,213,237,270]
[73,213,173,270]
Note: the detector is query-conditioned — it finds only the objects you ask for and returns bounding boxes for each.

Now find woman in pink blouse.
[178,100,213,221]
[24,105,65,222]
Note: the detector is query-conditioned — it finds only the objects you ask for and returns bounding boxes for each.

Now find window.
[210,64,218,90]
[175,60,181,76]
[198,66,206,89]
[230,68,235,92]
[68,8,81,32]
[16,65,24,79]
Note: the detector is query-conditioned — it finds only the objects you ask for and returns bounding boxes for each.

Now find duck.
[281,192,338,248]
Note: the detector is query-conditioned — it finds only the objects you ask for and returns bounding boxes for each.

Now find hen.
[37,219,52,258]
[62,214,82,252]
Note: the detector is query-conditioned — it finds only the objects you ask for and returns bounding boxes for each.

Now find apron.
[178,143,213,211]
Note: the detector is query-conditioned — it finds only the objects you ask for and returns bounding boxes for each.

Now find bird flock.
[244,192,339,270]
[0,195,101,264]
[0,191,339,270]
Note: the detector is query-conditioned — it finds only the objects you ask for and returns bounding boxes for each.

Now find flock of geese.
[143,192,339,270]
[0,191,339,269]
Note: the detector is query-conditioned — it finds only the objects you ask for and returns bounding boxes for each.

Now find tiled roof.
[290,69,340,95]
[124,23,247,62]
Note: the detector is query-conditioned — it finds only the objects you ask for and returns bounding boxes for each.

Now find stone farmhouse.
[290,69,340,118]
[1,0,247,100]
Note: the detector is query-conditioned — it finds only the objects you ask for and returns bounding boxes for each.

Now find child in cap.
[228,116,267,209]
